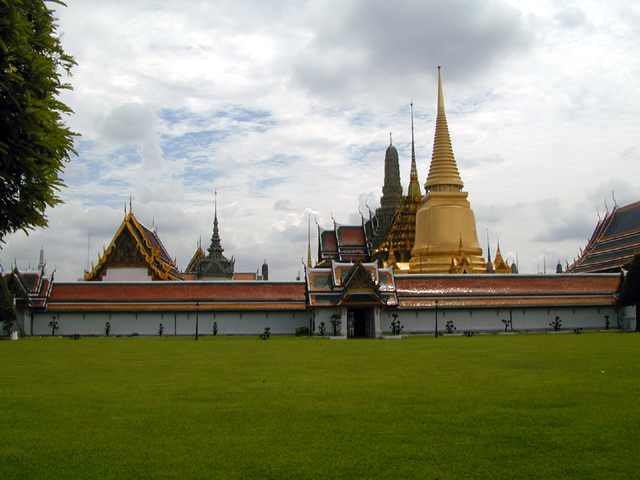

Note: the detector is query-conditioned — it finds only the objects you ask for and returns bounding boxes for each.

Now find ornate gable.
[85,210,184,281]
[185,246,206,274]
[337,262,385,306]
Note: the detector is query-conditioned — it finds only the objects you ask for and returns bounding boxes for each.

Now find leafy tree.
[0,0,77,242]
[48,316,58,335]
[617,254,640,332]
[0,274,17,335]
[329,314,341,336]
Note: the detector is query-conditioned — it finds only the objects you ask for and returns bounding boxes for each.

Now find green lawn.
[1,332,639,479]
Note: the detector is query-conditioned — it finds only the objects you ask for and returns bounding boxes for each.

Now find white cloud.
[2,0,639,281]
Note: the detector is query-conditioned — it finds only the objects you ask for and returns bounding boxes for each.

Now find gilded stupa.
[409,67,486,273]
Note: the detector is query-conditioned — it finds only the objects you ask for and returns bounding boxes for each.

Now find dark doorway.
[348,308,371,338]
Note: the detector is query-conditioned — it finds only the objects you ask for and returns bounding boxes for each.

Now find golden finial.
[307,214,312,268]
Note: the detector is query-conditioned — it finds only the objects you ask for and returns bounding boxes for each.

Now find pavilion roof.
[568,201,640,273]
[85,210,183,281]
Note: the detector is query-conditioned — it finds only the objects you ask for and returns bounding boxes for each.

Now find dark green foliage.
[501,319,512,332]
[212,322,218,336]
[617,254,640,331]
[48,316,58,335]
[0,274,17,335]
[573,328,583,334]
[390,314,403,335]
[445,320,456,334]
[104,322,111,336]
[550,316,562,331]
[295,326,310,336]
[604,315,611,330]
[0,0,77,242]
[329,314,341,336]
[259,327,270,340]
[158,323,163,336]
[318,321,325,336]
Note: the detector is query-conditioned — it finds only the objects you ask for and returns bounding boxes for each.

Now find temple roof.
[306,261,398,307]
[395,274,618,308]
[317,223,372,265]
[3,266,52,309]
[85,209,183,281]
[184,245,206,274]
[568,201,640,273]
[45,281,306,311]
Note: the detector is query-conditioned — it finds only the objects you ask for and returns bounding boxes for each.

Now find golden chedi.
[409,67,487,273]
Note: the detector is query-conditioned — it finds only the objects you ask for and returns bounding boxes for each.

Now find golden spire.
[408,101,422,200]
[307,214,312,268]
[424,66,464,192]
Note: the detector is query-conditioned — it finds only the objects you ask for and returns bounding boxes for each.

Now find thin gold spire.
[307,214,312,268]
[408,101,421,200]
[425,66,464,192]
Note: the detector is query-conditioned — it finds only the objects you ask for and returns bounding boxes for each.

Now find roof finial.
[408,100,421,199]
[390,131,393,145]
[307,214,312,268]
[129,195,132,213]
[612,190,618,207]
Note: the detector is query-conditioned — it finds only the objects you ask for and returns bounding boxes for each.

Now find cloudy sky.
[2,0,640,280]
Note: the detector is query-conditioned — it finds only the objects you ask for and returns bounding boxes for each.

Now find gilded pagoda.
[409,67,487,273]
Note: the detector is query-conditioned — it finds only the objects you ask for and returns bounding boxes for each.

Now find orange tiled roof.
[46,281,306,311]
[395,274,619,307]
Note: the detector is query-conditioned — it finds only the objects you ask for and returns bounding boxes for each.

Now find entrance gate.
[348,308,372,338]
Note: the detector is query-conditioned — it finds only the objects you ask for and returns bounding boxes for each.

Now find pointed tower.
[409,67,486,273]
[372,103,423,268]
[408,102,422,201]
[374,134,403,247]
[486,232,494,274]
[494,240,512,273]
[37,247,46,275]
[196,192,235,280]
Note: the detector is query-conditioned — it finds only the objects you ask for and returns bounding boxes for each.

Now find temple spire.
[424,66,464,193]
[208,190,224,258]
[408,101,422,200]
[307,214,312,268]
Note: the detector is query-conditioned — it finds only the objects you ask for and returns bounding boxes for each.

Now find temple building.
[371,137,403,250]
[184,195,235,280]
[84,205,183,281]
[409,67,486,274]
[567,200,640,273]
[373,102,424,270]
[4,66,633,337]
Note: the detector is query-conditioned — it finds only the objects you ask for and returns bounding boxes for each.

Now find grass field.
[1,332,639,479]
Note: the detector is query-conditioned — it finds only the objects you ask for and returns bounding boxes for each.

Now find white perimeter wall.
[379,306,619,333]
[30,305,627,336]
[32,310,312,336]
